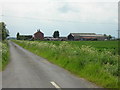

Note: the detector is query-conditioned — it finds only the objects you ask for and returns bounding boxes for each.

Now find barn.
[67,33,107,41]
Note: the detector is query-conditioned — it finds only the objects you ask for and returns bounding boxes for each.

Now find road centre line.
[50,81,61,90]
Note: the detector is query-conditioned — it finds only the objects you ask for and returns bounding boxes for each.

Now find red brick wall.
[34,32,44,40]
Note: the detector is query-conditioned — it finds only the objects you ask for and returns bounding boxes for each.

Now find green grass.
[13,40,119,88]
[0,41,9,71]
[42,41,118,54]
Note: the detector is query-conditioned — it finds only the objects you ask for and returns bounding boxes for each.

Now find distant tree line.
[104,34,112,40]
[0,22,9,41]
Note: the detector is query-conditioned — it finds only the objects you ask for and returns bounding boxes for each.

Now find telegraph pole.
[118,30,120,39]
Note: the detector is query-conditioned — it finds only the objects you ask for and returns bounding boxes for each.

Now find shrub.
[0,41,9,70]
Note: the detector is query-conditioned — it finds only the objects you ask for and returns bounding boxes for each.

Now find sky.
[0,0,119,37]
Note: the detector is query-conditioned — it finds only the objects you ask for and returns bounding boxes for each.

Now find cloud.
[2,0,119,3]
[66,2,118,23]
[2,0,118,24]
[58,4,71,13]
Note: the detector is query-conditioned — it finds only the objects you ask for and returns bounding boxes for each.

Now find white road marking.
[50,81,61,89]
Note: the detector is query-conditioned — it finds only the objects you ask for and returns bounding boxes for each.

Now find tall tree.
[53,31,59,38]
[17,32,20,40]
[104,34,107,36]
[108,35,112,40]
[0,22,9,41]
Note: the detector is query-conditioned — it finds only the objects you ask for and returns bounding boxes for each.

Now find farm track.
[2,41,100,88]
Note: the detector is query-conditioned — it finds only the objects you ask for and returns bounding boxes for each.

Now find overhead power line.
[1,15,117,25]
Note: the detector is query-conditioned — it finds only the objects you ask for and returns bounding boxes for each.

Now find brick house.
[33,30,44,40]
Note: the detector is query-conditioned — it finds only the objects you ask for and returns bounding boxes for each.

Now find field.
[44,41,118,54]
[13,40,119,88]
[0,41,9,71]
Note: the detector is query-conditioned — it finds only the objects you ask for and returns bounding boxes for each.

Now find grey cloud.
[58,3,78,13]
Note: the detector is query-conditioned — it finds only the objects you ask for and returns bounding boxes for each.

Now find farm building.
[44,37,67,41]
[59,37,67,41]
[33,30,44,40]
[18,35,32,40]
[67,33,108,41]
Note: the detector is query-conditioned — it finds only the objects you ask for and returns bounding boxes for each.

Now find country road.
[2,41,100,88]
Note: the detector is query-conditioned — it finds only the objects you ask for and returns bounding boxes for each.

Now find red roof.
[34,31,43,35]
